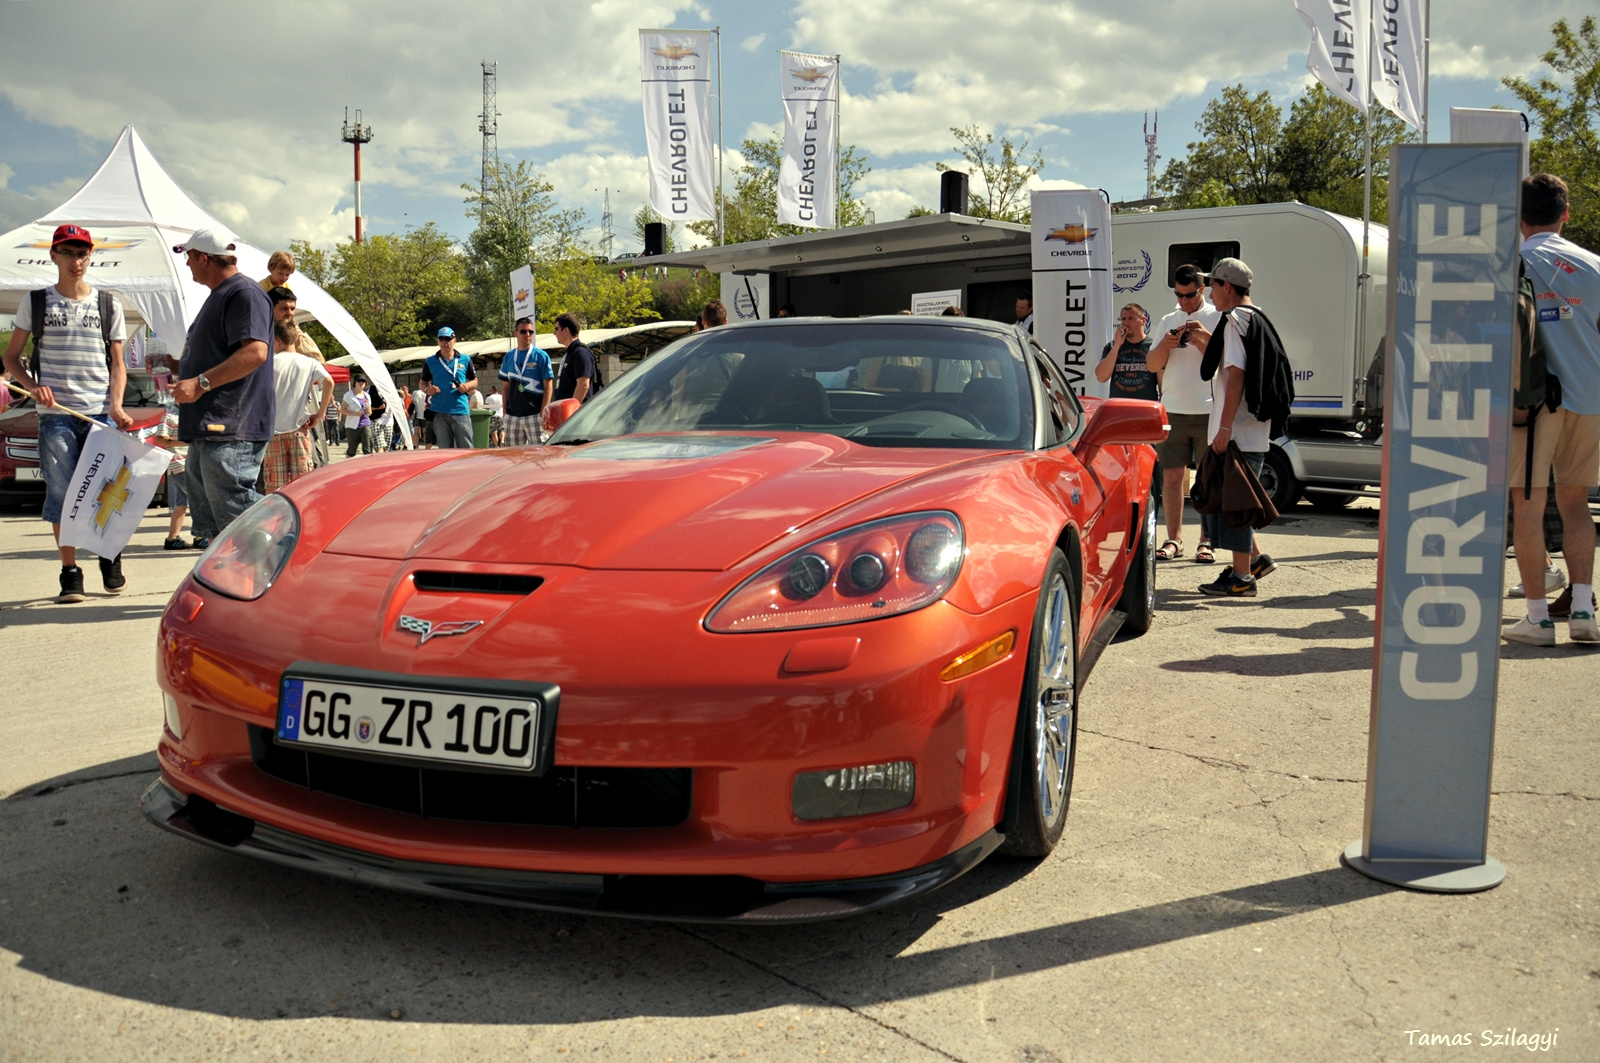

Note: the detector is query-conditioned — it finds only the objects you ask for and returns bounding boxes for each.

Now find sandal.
[1155,538,1184,561]
[1194,542,1215,564]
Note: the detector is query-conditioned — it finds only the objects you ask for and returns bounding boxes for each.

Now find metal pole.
[354,140,363,245]
[834,53,843,230]
[715,26,725,245]
[1421,0,1432,142]
[1357,29,1374,408]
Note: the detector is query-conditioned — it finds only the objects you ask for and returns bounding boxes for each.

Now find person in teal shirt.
[423,327,478,448]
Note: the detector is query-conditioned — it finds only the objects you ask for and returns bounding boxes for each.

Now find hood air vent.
[412,572,543,595]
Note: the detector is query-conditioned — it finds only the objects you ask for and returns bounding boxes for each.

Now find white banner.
[911,290,962,315]
[57,422,172,561]
[640,29,716,223]
[1295,0,1371,113]
[777,51,840,229]
[1030,190,1114,399]
[510,264,535,324]
[1372,0,1425,129]
[721,272,768,322]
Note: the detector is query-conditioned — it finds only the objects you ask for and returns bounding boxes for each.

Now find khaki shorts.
[1509,408,1600,488]
[1154,413,1210,469]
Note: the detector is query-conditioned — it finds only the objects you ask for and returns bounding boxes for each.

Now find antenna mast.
[340,107,374,244]
[1143,111,1159,201]
[600,188,615,260]
[478,60,500,198]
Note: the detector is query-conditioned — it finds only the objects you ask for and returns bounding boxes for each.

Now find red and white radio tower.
[341,107,374,244]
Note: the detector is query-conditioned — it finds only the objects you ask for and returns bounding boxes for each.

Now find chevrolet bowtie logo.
[92,460,133,533]
[792,68,828,83]
[1046,225,1097,244]
[515,288,530,303]
[398,615,484,644]
[654,46,698,60]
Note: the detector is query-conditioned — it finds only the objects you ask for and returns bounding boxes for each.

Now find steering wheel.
[900,400,986,430]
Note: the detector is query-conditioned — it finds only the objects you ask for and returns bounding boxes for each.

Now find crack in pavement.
[1080,727,1365,785]
[20,765,155,799]
[1490,788,1600,801]
[673,925,973,1063]
[1,588,174,611]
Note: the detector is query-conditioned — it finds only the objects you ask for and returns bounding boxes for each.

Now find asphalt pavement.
[1,492,1596,1062]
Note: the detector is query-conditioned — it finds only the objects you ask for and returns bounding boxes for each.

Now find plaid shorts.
[263,429,314,493]
[504,414,543,447]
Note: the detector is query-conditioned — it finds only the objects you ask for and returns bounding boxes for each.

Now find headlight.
[705,512,964,633]
[192,493,300,601]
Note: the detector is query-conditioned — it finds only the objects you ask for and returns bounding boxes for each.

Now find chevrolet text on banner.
[1371,0,1425,130]
[1344,144,1521,894]
[639,29,716,222]
[510,264,535,324]
[1295,0,1371,113]
[1030,189,1114,398]
[57,422,172,561]
[777,51,840,229]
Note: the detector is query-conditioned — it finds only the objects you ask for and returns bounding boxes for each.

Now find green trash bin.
[470,407,493,448]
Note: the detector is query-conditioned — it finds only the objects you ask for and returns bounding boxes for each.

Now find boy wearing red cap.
[2,223,132,602]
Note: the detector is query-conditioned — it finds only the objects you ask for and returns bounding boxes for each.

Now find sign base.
[1341,841,1506,893]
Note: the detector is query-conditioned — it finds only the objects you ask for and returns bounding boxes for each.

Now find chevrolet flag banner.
[57,422,172,561]
[777,51,840,229]
[640,29,716,222]
[1295,0,1371,114]
[510,264,535,324]
[1372,0,1425,130]
[1031,190,1115,399]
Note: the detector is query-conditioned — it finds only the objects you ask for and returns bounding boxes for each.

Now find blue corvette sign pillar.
[1344,145,1522,892]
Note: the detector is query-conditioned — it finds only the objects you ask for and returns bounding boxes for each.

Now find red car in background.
[0,371,166,507]
[144,317,1166,922]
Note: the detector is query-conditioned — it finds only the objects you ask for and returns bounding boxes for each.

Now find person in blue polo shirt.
[422,327,478,449]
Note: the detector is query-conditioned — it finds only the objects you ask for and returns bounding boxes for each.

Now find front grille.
[248,727,691,828]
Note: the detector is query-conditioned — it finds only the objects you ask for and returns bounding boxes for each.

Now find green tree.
[462,159,586,337]
[291,225,469,352]
[937,125,1044,222]
[632,204,679,255]
[689,135,872,245]
[1159,86,1286,207]
[1277,84,1415,224]
[534,255,660,333]
[651,271,720,322]
[1503,16,1600,251]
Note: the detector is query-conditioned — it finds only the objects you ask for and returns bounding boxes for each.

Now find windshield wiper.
[550,437,594,446]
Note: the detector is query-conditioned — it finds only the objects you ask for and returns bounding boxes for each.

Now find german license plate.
[278,675,541,771]
[15,467,42,480]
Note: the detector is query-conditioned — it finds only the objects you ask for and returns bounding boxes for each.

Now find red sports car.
[143,316,1165,921]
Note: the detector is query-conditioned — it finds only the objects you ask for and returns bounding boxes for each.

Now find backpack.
[28,287,118,378]
[1511,257,1561,499]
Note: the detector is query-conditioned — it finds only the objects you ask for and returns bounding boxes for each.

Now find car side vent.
[413,572,543,595]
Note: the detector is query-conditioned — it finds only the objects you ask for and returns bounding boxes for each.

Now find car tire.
[1259,445,1300,511]
[1117,486,1156,635]
[999,549,1078,859]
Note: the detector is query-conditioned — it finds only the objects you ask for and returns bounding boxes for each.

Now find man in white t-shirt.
[1,223,133,603]
[1184,258,1275,598]
[1146,263,1221,562]
[264,321,333,492]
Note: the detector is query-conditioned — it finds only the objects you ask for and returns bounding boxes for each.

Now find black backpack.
[27,287,119,378]
[1512,257,1560,499]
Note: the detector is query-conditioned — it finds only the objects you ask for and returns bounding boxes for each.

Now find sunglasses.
[515,328,534,334]
[1173,288,1201,298]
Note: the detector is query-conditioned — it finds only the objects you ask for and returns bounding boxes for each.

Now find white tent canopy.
[0,125,409,445]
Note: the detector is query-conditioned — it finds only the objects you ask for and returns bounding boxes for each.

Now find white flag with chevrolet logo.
[57,422,172,561]
[777,51,840,228]
[640,29,716,222]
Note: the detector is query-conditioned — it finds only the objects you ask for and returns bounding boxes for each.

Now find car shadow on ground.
[1157,645,1372,675]
[1,755,1393,1025]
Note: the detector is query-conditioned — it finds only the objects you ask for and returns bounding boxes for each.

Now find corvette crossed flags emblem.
[397,615,484,645]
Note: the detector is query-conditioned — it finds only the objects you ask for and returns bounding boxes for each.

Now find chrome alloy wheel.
[1140,491,1157,616]
[1033,572,1076,830]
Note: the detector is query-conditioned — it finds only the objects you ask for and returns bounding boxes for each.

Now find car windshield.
[549,322,1034,450]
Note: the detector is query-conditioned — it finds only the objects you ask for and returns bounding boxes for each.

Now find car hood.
[324,434,992,571]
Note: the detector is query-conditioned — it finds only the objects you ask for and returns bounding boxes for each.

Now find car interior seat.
[876,364,921,393]
[959,376,1016,436]
[758,375,834,424]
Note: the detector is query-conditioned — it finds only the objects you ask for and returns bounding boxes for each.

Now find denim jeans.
[39,413,108,523]
[1201,450,1265,554]
[433,412,475,449]
[186,438,268,540]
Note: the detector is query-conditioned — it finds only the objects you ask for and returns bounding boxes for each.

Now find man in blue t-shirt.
[171,229,274,547]
[499,317,552,446]
[1506,173,1600,646]
[423,327,478,448]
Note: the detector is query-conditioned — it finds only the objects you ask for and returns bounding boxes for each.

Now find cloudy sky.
[0,0,1574,255]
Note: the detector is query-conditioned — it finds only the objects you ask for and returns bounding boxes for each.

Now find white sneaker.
[1570,611,1599,644]
[1502,617,1556,647]
[1506,566,1566,598]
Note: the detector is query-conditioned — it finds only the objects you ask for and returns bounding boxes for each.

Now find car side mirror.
[540,398,582,435]
[1074,399,1169,458]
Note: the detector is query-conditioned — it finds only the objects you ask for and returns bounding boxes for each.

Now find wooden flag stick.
[4,378,112,428]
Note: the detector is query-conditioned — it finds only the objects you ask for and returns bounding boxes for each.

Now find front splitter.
[139,777,1002,923]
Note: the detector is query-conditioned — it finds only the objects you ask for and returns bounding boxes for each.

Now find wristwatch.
[198,373,213,391]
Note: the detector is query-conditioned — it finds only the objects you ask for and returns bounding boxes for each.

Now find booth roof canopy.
[338,321,699,367]
[642,213,1031,275]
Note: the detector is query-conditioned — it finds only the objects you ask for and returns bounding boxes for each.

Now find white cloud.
[741,33,767,52]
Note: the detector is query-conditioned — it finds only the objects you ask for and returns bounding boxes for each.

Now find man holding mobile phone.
[1146,263,1221,562]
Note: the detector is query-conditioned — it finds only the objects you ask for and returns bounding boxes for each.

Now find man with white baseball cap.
[170,228,275,545]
